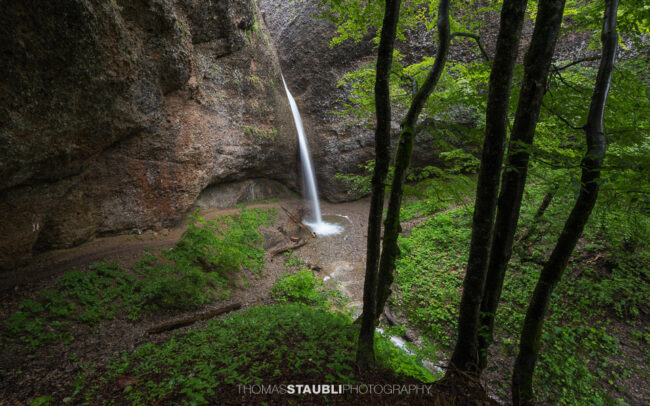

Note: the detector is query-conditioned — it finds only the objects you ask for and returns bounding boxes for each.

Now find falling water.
[281,75,342,236]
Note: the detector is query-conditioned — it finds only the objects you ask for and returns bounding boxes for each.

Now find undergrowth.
[73,303,435,405]
[3,208,274,349]
[271,270,347,308]
[393,171,649,405]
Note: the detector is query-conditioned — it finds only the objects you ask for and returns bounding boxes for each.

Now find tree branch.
[451,32,490,61]
[552,55,600,72]
[541,101,584,130]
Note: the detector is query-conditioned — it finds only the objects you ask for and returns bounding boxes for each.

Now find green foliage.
[244,125,278,140]
[401,173,475,220]
[282,249,310,269]
[394,173,649,404]
[28,396,54,406]
[565,0,650,47]
[3,209,274,348]
[333,160,384,197]
[317,0,498,48]
[271,270,345,308]
[438,149,480,173]
[334,158,476,216]
[171,209,273,275]
[77,304,433,405]
[394,207,471,347]
[374,330,440,383]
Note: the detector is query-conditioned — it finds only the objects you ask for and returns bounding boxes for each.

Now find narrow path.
[0,202,291,294]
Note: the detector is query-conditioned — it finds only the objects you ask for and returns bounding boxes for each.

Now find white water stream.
[281,75,342,236]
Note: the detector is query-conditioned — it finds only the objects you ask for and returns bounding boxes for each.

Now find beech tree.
[359,0,453,367]
[477,0,568,370]
[448,0,528,374]
[357,0,402,368]
[375,0,451,325]
[512,0,619,403]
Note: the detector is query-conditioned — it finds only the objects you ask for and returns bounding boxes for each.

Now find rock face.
[258,0,464,202]
[194,178,293,209]
[259,0,377,202]
[0,0,298,270]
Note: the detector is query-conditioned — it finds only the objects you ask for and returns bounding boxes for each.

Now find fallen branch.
[384,307,417,342]
[146,303,242,334]
[383,306,399,326]
[281,206,316,238]
[270,241,307,256]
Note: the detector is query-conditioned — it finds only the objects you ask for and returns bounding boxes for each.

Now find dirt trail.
[0,198,374,404]
[0,202,289,294]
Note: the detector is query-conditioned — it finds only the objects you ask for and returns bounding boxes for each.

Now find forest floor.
[2,198,493,405]
[1,194,647,405]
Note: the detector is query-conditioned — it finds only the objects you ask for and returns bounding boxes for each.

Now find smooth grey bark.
[375,0,451,321]
[357,0,402,369]
[477,0,567,371]
[448,0,528,375]
[511,0,618,403]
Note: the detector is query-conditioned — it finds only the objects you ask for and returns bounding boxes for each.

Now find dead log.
[146,303,241,334]
[383,307,416,342]
[270,241,307,257]
[383,306,399,326]
[281,206,316,238]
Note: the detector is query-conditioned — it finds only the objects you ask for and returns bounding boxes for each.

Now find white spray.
[281,75,341,236]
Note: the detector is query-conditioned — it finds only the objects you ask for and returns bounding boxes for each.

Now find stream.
[293,200,445,376]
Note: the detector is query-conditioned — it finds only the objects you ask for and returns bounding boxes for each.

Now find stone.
[0,0,298,270]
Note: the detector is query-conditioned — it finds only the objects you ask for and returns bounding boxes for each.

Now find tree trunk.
[512,1,618,403]
[375,0,451,321]
[357,0,402,369]
[514,185,558,251]
[477,0,567,371]
[448,0,528,375]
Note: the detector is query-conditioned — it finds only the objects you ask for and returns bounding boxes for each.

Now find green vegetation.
[324,0,648,400]
[244,125,278,140]
[335,160,475,220]
[73,303,434,405]
[3,209,274,348]
[271,270,347,308]
[282,249,310,270]
[392,172,649,404]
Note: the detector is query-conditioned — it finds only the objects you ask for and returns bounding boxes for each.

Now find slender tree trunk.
[477,0,567,371]
[512,1,618,403]
[357,0,402,369]
[514,184,558,254]
[375,0,451,320]
[448,0,528,375]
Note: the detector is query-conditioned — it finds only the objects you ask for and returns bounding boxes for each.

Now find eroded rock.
[0,0,298,269]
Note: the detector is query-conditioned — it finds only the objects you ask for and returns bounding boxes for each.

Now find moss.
[244,126,278,140]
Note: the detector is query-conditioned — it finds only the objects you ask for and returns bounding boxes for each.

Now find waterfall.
[281,75,342,236]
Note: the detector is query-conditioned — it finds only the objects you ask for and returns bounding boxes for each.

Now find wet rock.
[259,0,377,201]
[258,0,472,202]
[0,0,298,269]
[194,179,292,209]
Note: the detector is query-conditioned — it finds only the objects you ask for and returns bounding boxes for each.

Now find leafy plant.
[76,304,436,405]
[3,209,274,348]
[271,270,345,308]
